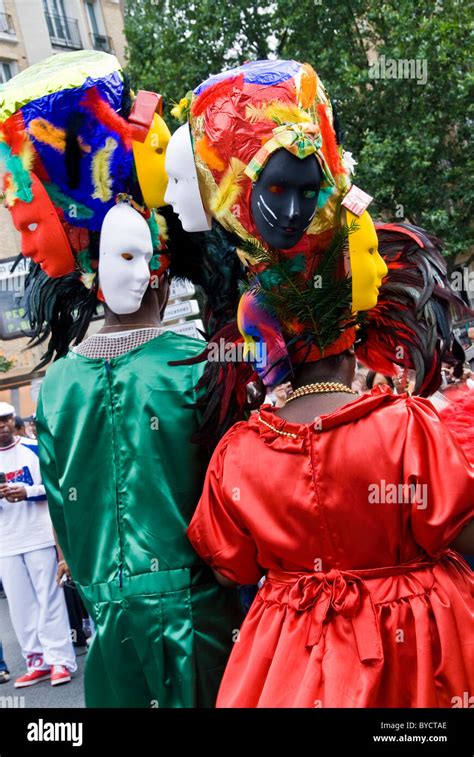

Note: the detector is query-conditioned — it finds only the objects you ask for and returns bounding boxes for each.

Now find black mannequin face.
[250,150,322,249]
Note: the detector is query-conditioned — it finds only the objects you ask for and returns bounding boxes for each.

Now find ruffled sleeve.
[403,396,474,556]
[187,425,263,585]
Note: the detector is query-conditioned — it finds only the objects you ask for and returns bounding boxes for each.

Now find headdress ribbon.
[244,122,335,185]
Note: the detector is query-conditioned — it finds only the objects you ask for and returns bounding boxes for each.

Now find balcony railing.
[89,32,113,54]
[0,13,15,36]
[44,11,82,49]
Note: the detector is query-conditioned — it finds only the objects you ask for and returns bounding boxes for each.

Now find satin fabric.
[36,332,242,707]
[188,386,474,707]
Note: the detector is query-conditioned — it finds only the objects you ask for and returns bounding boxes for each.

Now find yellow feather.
[91,137,117,202]
[245,100,311,126]
[20,141,34,173]
[4,181,17,207]
[211,157,246,217]
[155,212,169,242]
[236,245,260,267]
[264,101,311,125]
[245,103,267,123]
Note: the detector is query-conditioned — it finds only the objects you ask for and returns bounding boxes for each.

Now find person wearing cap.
[0,402,76,688]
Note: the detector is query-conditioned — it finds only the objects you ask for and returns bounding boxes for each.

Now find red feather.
[317,103,343,176]
[0,112,28,155]
[80,88,132,148]
[192,75,245,117]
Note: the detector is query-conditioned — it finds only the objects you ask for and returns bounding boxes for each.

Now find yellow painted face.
[347,209,388,312]
[132,113,171,209]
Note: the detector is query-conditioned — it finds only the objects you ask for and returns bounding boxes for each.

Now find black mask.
[250,150,322,249]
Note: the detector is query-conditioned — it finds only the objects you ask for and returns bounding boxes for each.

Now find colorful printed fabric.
[244,122,334,185]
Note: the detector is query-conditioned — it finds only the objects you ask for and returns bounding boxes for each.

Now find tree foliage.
[124,0,473,260]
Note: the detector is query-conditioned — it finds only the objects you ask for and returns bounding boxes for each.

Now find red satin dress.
[187,387,474,708]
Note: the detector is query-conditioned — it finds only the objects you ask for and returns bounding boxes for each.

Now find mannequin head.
[10,174,75,277]
[250,150,322,249]
[164,123,211,232]
[346,209,388,311]
[98,202,153,315]
[133,113,171,209]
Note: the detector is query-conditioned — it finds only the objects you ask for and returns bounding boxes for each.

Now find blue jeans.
[0,640,8,672]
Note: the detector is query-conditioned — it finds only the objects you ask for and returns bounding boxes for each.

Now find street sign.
[169,279,195,299]
[0,289,34,340]
[162,299,200,323]
[165,319,204,340]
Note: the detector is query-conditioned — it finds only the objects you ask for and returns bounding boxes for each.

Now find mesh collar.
[72,327,164,359]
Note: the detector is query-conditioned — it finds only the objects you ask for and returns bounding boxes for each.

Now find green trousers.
[80,567,242,708]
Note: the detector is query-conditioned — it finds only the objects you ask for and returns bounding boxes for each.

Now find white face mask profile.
[98,202,153,315]
[164,123,212,232]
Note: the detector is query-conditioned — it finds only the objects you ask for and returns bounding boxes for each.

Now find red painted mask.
[10,174,75,277]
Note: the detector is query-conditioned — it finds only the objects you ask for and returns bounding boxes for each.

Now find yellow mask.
[346,209,388,312]
[132,113,171,209]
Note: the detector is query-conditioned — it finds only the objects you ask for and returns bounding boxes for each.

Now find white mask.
[99,203,153,315]
[164,123,211,232]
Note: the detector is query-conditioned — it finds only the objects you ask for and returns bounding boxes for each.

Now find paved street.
[0,595,85,708]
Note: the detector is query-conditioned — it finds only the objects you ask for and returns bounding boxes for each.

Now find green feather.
[43,183,94,221]
[147,211,159,249]
[247,223,356,351]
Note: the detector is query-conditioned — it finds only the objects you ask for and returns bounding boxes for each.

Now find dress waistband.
[267,555,442,585]
[264,555,451,665]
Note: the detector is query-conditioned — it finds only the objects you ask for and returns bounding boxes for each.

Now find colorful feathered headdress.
[186,59,351,253]
[0,51,135,228]
[0,50,171,365]
[0,50,170,283]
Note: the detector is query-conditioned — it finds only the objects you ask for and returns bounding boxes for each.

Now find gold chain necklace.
[285,382,357,404]
[257,414,302,439]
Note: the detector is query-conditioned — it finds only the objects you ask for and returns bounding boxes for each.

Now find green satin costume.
[35,331,242,708]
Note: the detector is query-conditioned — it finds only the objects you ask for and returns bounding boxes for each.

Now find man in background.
[0,402,76,688]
